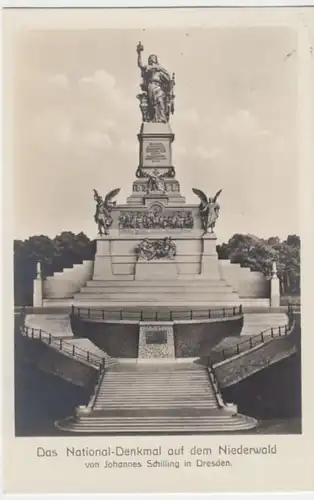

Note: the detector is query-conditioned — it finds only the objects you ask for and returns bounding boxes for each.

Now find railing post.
[233,306,235,316]
[48,334,51,345]
[261,332,264,342]
[236,344,240,355]
[87,351,90,363]
[71,305,74,315]
[190,310,193,320]
[222,348,225,359]
[240,304,243,315]
[223,308,226,317]
[250,337,252,348]
[39,329,42,341]
[285,324,288,335]
[170,310,173,321]
[59,339,63,350]
[271,327,274,338]
[155,311,158,321]
[279,326,281,337]
[120,309,123,320]
[87,308,90,319]
[208,309,211,319]
[102,309,105,320]
[72,345,75,356]
[140,310,143,321]
[31,328,34,339]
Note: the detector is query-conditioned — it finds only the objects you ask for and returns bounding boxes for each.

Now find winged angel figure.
[192,188,222,234]
[93,188,120,236]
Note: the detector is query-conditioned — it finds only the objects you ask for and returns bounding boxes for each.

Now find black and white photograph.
[11,20,303,439]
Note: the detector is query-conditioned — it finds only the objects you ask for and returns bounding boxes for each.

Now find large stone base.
[135,258,178,280]
[73,232,241,307]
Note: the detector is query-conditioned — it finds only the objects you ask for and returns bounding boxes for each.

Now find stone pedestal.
[33,279,43,307]
[138,323,175,359]
[33,262,43,307]
[127,121,186,206]
[93,238,115,280]
[139,122,174,170]
[201,233,222,279]
[135,258,178,280]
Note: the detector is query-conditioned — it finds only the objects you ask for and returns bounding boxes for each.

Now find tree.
[217,233,300,296]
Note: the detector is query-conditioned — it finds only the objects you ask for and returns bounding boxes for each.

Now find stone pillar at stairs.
[33,261,43,307]
[270,260,280,307]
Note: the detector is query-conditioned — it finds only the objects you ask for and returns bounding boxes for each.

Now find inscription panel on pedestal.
[142,139,170,167]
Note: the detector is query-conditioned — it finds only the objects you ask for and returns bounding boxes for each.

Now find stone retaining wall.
[72,315,243,359]
[21,335,98,388]
[173,316,243,357]
[214,321,299,388]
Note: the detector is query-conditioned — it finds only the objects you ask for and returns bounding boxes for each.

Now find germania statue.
[136,41,175,123]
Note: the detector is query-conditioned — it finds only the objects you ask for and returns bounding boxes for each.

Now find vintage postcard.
[1,5,314,495]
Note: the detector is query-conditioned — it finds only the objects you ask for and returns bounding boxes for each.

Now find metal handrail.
[210,313,295,364]
[20,325,105,371]
[71,304,243,322]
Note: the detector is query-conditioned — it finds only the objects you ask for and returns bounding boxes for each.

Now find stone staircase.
[56,363,257,433]
[73,278,240,307]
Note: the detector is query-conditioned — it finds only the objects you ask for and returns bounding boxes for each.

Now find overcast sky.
[13,27,298,243]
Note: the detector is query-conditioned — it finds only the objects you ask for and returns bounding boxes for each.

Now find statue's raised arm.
[137,41,145,70]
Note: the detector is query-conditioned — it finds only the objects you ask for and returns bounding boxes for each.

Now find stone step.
[96,392,216,399]
[95,394,217,400]
[74,294,239,303]
[98,384,213,390]
[93,401,218,406]
[85,279,233,287]
[98,383,213,388]
[83,283,234,291]
[98,384,214,389]
[71,294,241,311]
[100,378,211,383]
[97,382,214,387]
[57,414,257,432]
[79,287,236,295]
[102,373,210,379]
